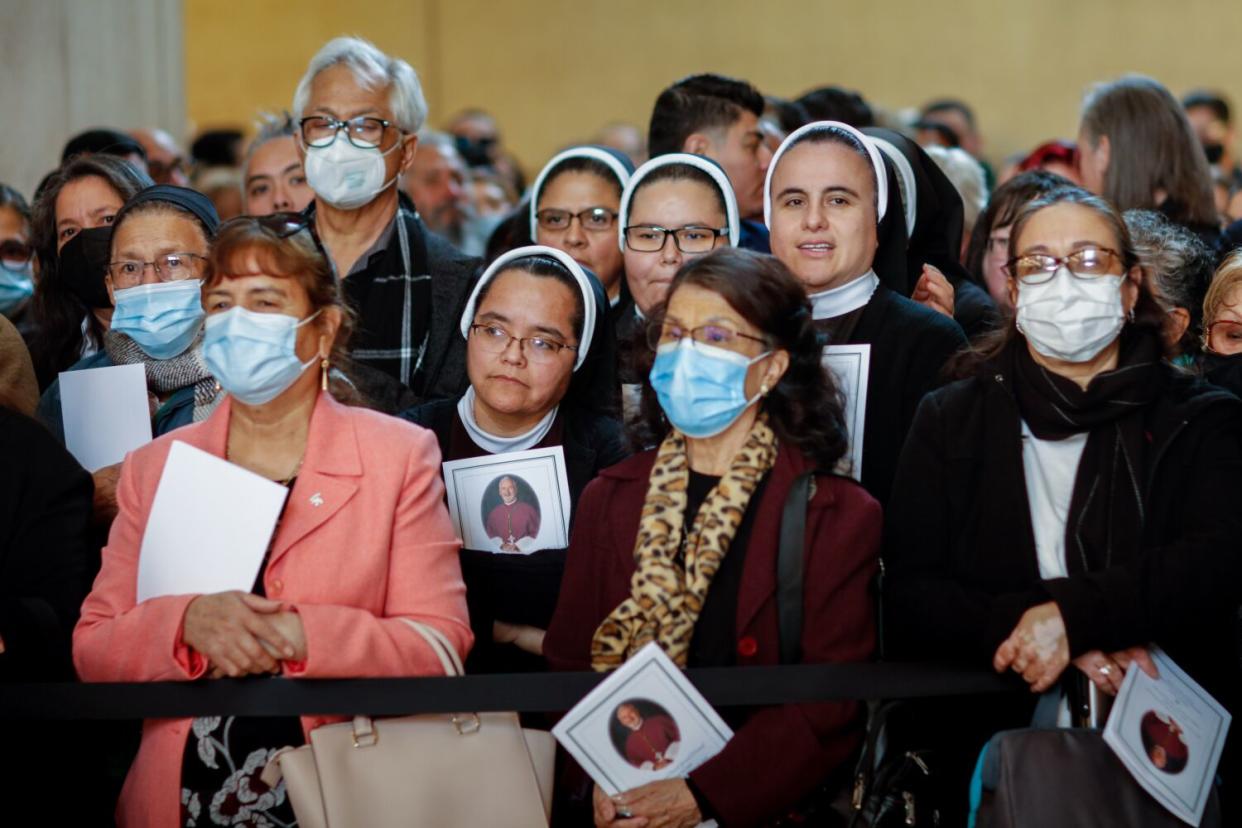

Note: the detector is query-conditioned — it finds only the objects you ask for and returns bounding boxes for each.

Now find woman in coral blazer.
[73,216,471,827]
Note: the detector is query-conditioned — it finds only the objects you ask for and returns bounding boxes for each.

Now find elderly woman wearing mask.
[1200,250,1242,397]
[885,187,1242,820]
[547,247,880,828]
[74,213,471,827]
[37,185,224,524]
[403,244,627,672]
[529,146,634,305]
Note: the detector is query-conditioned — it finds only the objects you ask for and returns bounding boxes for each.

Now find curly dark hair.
[630,247,848,469]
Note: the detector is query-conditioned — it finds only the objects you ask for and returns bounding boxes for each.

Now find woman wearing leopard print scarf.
[546,247,882,828]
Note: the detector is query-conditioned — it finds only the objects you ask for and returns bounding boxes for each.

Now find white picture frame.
[822,344,870,481]
[553,643,733,799]
[441,446,572,554]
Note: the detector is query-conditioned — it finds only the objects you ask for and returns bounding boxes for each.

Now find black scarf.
[1007,330,1164,573]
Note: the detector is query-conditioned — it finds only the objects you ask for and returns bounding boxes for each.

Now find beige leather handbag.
[261,619,555,828]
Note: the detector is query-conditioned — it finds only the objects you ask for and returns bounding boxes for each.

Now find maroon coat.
[545,444,881,828]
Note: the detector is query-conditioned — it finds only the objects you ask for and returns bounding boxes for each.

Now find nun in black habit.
[765,121,967,504]
[865,126,1001,339]
[401,245,628,673]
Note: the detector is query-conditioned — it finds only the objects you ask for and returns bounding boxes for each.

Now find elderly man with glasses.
[292,36,480,401]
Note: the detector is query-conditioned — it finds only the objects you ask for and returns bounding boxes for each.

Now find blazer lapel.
[268,394,362,567]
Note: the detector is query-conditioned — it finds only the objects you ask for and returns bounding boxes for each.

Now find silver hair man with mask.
[292,36,480,400]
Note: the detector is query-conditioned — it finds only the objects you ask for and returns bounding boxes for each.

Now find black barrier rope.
[0,663,1021,720]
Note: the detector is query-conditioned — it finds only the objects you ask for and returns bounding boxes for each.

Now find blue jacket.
[36,351,197,444]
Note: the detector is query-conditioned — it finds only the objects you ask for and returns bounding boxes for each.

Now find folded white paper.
[1103,648,1231,826]
[135,441,289,603]
[553,642,732,812]
[59,363,152,471]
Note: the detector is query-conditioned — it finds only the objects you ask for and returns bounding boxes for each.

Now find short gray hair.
[924,145,988,234]
[242,111,296,179]
[292,36,428,135]
[416,129,459,154]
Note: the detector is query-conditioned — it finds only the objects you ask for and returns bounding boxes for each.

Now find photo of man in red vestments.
[483,475,541,553]
[611,700,682,771]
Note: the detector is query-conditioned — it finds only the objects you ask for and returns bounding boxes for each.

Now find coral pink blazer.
[73,393,472,827]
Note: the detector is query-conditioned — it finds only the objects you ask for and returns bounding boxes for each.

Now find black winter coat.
[838,284,967,505]
[884,358,1242,815]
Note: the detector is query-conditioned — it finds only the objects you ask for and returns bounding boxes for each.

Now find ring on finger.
[1099,664,1113,677]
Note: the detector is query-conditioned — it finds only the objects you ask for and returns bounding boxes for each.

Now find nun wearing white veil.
[402,245,628,672]
[765,121,967,504]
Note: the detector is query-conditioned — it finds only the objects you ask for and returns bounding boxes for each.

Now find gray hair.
[292,36,427,135]
[1123,208,1213,317]
[416,129,459,154]
[924,145,988,234]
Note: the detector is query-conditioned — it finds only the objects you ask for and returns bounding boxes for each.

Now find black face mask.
[57,226,113,309]
[1203,143,1225,166]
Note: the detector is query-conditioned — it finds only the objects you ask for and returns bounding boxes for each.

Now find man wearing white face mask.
[291,36,480,400]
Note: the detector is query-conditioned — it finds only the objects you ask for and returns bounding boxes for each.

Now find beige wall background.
[184,0,1241,179]
[4,0,1232,199]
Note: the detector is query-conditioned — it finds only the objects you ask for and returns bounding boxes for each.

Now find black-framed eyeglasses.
[646,320,769,354]
[535,207,617,233]
[625,225,729,254]
[0,239,34,268]
[107,252,207,288]
[299,115,401,149]
[1004,246,1126,285]
[469,323,578,363]
[221,211,312,239]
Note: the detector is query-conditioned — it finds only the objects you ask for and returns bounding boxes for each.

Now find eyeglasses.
[625,225,729,254]
[107,253,206,288]
[535,207,617,233]
[0,240,33,269]
[1004,246,1125,285]
[647,320,769,354]
[469,323,578,363]
[1206,320,1242,355]
[299,116,400,149]
[221,211,312,239]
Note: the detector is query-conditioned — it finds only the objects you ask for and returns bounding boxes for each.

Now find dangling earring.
[321,357,330,391]
[1127,307,1135,323]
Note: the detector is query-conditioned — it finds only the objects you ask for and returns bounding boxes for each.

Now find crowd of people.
[3,32,1242,828]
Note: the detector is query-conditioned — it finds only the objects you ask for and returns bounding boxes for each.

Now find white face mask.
[304,136,402,210]
[1016,268,1126,363]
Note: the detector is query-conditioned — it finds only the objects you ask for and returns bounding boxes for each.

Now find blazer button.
[737,636,758,657]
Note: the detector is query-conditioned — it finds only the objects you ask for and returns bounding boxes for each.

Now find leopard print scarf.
[590,412,778,670]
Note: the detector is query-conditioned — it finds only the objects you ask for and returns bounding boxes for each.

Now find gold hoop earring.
[321,358,330,392]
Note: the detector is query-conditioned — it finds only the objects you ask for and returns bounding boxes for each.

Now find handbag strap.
[399,618,465,677]
[777,470,815,665]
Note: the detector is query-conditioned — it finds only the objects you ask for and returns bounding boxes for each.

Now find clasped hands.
[994,601,1158,695]
[182,591,307,678]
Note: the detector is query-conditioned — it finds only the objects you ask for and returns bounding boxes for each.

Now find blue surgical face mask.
[0,261,34,317]
[202,306,323,406]
[110,279,206,359]
[649,339,770,438]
